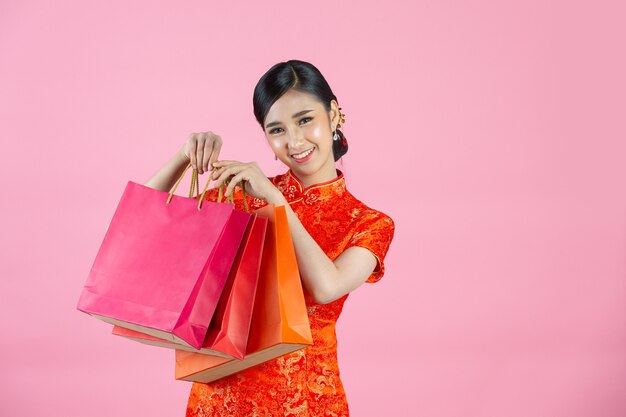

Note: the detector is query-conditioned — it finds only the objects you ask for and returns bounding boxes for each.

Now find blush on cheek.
[268,138,282,151]
[310,124,322,139]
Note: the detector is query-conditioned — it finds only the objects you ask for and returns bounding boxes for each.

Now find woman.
[145,59,395,416]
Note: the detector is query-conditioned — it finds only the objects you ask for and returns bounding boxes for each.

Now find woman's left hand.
[211,160,280,202]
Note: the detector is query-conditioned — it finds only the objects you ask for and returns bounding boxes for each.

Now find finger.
[212,160,238,178]
[212,159,238,168]
[183,132,195,162]
[211,160,233,180]
[214,165,241,188]
[189,133,198,171]
[202,136,214,174]
[195,133,208,174]
[217,161,255,179]
[208,139,222,173]
[211,165,223,180]
[224,171,248,197]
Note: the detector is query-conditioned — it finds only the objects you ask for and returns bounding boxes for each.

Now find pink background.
[1,1,625,416]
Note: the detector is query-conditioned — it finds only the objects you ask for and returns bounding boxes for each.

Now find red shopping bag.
[111,212,268,359]
[77,162,251,349]
[174,204,313,383]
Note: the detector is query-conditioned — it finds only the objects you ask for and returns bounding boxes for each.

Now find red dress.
[186,168,395,416]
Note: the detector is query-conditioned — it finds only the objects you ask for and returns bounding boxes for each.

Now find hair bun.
[333,129,348,162]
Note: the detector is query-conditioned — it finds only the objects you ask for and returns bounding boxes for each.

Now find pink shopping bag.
[111,213,268,359]
[77,162,250,349]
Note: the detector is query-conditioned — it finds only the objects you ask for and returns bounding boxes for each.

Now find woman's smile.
[291,146,315,163]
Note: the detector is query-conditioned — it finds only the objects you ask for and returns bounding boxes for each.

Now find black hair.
[252,59,348,162]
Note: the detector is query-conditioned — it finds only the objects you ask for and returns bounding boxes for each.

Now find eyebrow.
[265,109,314,129]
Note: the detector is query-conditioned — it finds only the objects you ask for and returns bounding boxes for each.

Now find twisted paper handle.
[189,168,200,198]
[217,177,249,212]
[166,161,249,212]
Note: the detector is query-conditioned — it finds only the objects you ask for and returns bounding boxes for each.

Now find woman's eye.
[269,118,311,134]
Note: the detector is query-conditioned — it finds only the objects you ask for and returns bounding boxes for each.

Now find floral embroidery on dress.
[252,197,264,209]
[304,192,319,205]
[188,168,395,416]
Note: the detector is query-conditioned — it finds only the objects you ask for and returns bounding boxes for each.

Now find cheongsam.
[186,168,395,417]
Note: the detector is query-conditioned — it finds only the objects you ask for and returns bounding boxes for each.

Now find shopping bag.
[111,212,268,359]
[77,162,251,349]
[174,203,313,383]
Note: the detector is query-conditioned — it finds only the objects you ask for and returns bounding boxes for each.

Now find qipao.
[186,168,395,417]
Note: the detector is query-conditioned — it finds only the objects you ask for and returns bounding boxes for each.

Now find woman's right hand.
[179,131,223,175]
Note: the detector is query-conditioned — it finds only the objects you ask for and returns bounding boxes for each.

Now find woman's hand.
[179,131,223,175]
[211,160,280,202]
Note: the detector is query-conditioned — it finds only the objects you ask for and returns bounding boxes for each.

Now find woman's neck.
[292,159,338,189]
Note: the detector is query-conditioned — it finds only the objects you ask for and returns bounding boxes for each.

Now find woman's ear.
[329,99,340,129]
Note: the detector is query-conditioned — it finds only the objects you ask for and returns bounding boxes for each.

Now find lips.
[291,147,315,159]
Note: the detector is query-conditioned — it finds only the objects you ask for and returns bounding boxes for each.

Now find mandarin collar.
[274,168,347,205]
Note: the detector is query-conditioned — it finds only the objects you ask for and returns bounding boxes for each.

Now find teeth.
[292,148,314,159]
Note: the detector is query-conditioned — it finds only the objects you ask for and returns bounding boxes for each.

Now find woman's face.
[263,89,339,178]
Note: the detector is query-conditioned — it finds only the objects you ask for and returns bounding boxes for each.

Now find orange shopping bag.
[174,203,313,383]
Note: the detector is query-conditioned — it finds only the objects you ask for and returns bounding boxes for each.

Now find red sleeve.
[345,211,395,284]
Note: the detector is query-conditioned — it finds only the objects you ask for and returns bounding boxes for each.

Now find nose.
[287,126,306,149]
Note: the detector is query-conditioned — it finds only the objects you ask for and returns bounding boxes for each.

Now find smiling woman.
[258,88,339,186]
[143,59,395,416]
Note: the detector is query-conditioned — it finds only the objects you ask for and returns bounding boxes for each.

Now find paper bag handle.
[166,161,250,212]
[217,178,249,212]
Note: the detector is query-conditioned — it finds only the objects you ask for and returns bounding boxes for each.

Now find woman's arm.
[143,147,189,191]
[266,190,379,305]
[212,159,379,305]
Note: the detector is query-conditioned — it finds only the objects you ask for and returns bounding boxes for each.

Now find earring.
[333,106,346,141]
[274,154,278,160]
[337,106,346,130]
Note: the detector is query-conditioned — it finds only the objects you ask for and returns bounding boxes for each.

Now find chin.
[288,162,308,171]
